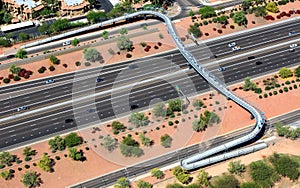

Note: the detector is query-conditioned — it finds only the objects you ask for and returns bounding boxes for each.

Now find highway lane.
[71,108,300,188]
[1,43,300,150]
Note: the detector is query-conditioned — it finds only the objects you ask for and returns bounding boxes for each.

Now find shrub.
[294,84,297,89]
[284,87,288,92]
[16,159,22,164]
[49,66,55,71]
[273,91,278,95]
[269,92,273,96]
[85,62,91,66]
[275,83,280,88]
[25,156,31,161]
[18,167,22,171]
[3,78,10,83]
[24,164,30,169]
[263,93,268,98]
[168,121,173,126]
[63,64,68,68]
[213,28,217,31]
[157,42,162,46]
[203,20,208,25]
[55,156,60,160]
[259,95,263,99]
[205,33,209,36]
[289,86,293,90]
[285,80,291,85]
[265,86,271,90]
[126,53,132,58]
[154,46,159,49]
[75,61,81,66]
[217,29,222,34]
[279,89,283,93]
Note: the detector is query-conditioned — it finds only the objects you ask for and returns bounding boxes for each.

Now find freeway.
[70,108,300,188]
[0,42,299,150]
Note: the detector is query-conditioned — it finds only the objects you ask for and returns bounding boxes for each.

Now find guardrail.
[23,10,266,172]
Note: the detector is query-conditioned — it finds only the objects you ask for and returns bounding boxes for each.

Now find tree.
[294,66,300,77]
[15,49,28,59]
[21,171,41,188]
[38,23,51,35]
[83,48,100,62]
[166,183,183,188]
[87,11,106,23]
[72,38,80,46]
[0,170,12,180]
[48,136,65,151]
[150,168,164,179]
[112,121,125,131]
[249,160,279,188]
[228,160,246,176]
[68,148,84,161]
[189,10,195,17]
[120,28,128,35]
[64,132,82,148]
[38,154,52,172]
[139,133,151,146]
[188,24,202,38]
[242,0,253,10]
[266,2,279,13]
[50,18,70,33]
[172,166,190,184]
[102,30,109,39]
[278,67,293,78]
[192,118,206,132]
[129,112,149,128]
[2,12,12,24]
[101,135,118,151]
[137,180,152,188]
[275,122,290,137]
[269,153,299,181]
[193,99,204,108]
[120,135,143,157]
[0,37,12,47]
[49,55,59,65]
[9,64,22,75]
[254,6,267,17]
[168,99,182,112]
[212,173,239,188]
[233,11,247,26]
[196,169,210,186]
[160,134,172,148]
[0,151,14,165]
[114,177,130,188]
[240,182,260,188]
[217,15,228,24]
[116,35,132,50]
[198,6,216,19]
[23,147,36,157]
[153,103,167,117]
[18,32,30,41]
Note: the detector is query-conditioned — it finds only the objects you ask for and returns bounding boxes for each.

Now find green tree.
[102,30,109,39]
[68,148,84,161]
[101,135,118,151]
[64,132,82,148]
[166,183,183,188]
[198,6,216,19]
[23,147,36,157]
[9,64,22,75]
[233,11,247,25]
[72,38,80,46]
[120,28,128,35]
[249,160,279,188]
[0,170,12,180]
[192,117,206,132]
[87,11,106,23]
[150,168,164,179]
[114,177,130,188]
[116,35,132,50]
[120,135,143,157]
[38,154,52,172]
[242,0,253,10]
[0,37,12,47]
[48,136,65,151]
[294,66,300,77]
[2,12,12,24]
[153,103,167,117]
[269,153,299,181]
[188,24,202,38]
[168,99,182,112]
[240,182,260,188]
[50,18,70,33]
[137,180,152,188]
[112,121,126,131]
[266,2,279,13]
[243,77,256,91]
[129,112,149,128]
[217,15,228,24]
[212,173,239,188]
[189,10,195,17]
[192,99,204,108]
[275,122,290,137]
[196,169,210,186]
[18,32,30,41]
[21,171,41,188]
[228,160,246,176]
[38,23,51,35]
[49,55,59,65]
[254,6,267,17]
[0,151,14,165]
[172,166,190,184]
[139,133,151,147]
[15,49,28,59]
[160,134,172,148]
[83,48,100,62]
[278,67,293,78]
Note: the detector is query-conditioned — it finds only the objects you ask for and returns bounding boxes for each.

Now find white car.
[17,106,28,112]
[62,41,71,46]
[232,46,241,51]
[290,44,298,49]
[289,31,296,36]
[228,42,236,47]
[218,67,226,71]
[45,79,55,84]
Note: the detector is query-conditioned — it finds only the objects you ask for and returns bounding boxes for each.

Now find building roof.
[14,0,42,9]
[1,21,34,32]
[64,0,83,6]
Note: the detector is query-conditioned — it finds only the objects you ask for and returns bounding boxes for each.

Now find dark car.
[248,56,256,60]
[65,119,74,123]
[130,104,139,110]
[255,61,262,65]
[96,78,104,83]
[128,64,138,69]
[6,54,15,59]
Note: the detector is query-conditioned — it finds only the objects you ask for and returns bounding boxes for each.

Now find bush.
[259,95,262,99]
[3,78,10,83]
[273,91,278,95]
[168,121,173,126]
[0,164,5,169]
[18,167,22,171]
[126,53,132,58]
[217,29,222,34]
[75,61,81,66]
[279,89,283,93]
[49,66,55,71]
[25,156,31,161]
[154,45,159,49]
[16,159,22,164]
[203,20,208,25]
[284,87,288,92]
[24,164,30,169]
[38,66,46,73]
[285,80,291,85]
[263,93,268,98]
[55,156,60,160]
[84,62,91,66]
[293,84,297,89]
